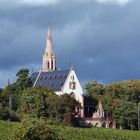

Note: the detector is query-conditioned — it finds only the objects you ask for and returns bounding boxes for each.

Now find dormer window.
[44,76,47,80]
[54,75,57,79]
[50,82,53,87]
[60,82,63,86]
[58,74,61,79]
[63,75,67,78]
[48,75,52,79]
[32,77,35,81]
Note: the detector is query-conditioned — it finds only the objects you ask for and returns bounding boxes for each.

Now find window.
[63,74,67,78]
[69,81,76,90]
[51,60,53,69]
[32,77,35,81]
[71,75,74,80]
[44,76,47,80]
[48,75,52,79]
[47,61,50,69]
[50,82,53,87]
[58,74,61,79]
[54,75,57,79]
[60,82,63,87]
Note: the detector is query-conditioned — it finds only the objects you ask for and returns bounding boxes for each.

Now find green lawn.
[0,121,140,140]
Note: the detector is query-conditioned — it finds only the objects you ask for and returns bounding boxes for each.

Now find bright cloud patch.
[19,0,61,6]
[95,0,132,5]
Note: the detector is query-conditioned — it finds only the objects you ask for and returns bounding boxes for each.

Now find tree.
[45,94,79,122]
[18,87,79,124]
[18,87,53,118]
[84,81,105,100]
[84,80,140,130]
[2,84,20,111]
[16,69,32,90]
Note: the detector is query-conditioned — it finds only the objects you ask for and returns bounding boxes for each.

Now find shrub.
[0,107,20,122]
[13,118,64,140]
[25,124,61,140]
[0,107,10,120]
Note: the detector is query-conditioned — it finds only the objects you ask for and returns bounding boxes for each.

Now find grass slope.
[0,121,140,140]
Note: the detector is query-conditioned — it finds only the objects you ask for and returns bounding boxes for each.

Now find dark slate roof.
[31,70,70,91]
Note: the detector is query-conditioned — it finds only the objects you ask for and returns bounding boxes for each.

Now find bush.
[0,107,10,120]
[25,124,62,140]
[0,107,20,122]
[13,118,64,140]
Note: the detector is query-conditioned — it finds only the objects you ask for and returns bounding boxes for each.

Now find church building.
[31,26,116,128]
[31,26,84,117]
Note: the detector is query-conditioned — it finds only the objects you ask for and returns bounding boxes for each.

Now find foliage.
[25,124,62,140]
[1,121,140,140]
[0,121,17,140]
[18,88,79,124]
[0,107,10,120]
[16,68,33,90]
[84,80,140,130]
[0,106,20,122]
[0,68,32,112]
[2,84,20,111]
[18,87,53,118]
[45,94,79,122]
[12,118,63,140]
[84,81,105,98]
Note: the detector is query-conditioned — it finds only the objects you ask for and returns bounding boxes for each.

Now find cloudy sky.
[0,0,140,87]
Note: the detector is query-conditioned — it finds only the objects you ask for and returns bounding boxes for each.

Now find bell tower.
[42,26,56,71]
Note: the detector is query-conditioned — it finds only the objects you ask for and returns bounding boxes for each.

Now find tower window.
[51,60,53,70]
[47,61,50,69]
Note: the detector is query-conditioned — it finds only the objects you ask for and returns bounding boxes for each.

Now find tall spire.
[47,25,52,40]
[42,26,56,71]
[45,25,54,56]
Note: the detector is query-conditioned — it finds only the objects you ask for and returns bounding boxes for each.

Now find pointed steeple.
[47,25,52,40]
[45,25,54,56]
[42,26,56,71]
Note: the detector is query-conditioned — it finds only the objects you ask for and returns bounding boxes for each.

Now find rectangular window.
[69,82,76,90]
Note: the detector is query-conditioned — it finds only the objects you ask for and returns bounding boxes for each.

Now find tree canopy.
[84,80,140,130]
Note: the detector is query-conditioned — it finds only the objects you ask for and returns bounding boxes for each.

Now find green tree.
[84,80,140,130]
[18,87,53,118]
[45,94,79,122]
[84,81,105,99]
[16,69,32,90]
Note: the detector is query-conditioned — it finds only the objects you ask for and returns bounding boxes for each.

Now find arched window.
[47,61,50,69]
[51,60,53,70]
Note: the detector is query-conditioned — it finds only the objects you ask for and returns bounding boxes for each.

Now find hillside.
[0,121,140,140]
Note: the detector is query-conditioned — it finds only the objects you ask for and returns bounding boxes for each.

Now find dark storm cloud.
[0,0,140,87]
